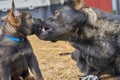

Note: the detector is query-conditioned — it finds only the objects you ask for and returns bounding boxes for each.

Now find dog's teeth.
[42,28,46,32]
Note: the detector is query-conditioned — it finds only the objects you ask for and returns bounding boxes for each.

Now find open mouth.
[40,26,57,42]
[41,26,53,32]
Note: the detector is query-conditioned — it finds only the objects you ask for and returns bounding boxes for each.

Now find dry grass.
[28,35,82,80]
[28,35,116,80]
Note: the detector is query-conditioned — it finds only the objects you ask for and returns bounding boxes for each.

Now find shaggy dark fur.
[39,0,120,79]
[0,1,43,80]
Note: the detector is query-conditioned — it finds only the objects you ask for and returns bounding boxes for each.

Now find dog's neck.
[69,8,104,40]
[2,21,23,38]
[1,22,27,42]
[5,23,16,34]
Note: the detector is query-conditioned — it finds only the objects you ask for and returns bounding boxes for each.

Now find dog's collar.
[2,35,27,42]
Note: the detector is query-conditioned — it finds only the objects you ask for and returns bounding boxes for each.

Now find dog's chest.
[10,42,33,75]
[10,55,28,74]
[0,40,33,73]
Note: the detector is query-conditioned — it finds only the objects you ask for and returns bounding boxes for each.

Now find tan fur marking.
[73,0,84,10]
[8,0,21,27]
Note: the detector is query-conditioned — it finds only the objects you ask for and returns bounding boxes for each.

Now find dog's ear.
[73,0,84,10]
[8,0,21,27]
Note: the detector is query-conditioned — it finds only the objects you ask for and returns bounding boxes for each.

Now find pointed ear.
[8,0,21,27]
[73,0,84,10]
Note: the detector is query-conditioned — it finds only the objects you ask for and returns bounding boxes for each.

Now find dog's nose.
[32,18,43,32]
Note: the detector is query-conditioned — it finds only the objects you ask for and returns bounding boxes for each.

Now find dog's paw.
[79,75,99,80]
[25,75,35,80]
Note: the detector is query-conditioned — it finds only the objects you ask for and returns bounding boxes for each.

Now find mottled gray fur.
[39,0,120,79]
[0,1,43,80]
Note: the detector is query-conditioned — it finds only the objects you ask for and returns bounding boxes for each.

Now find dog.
[38,0,120,79]
[0,0,43,80]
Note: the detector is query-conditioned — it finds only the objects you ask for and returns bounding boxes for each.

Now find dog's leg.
[22,68,35,80]
[11,76,22,80]
[71,49,87,72]
[1,66,11,80]
[114,55,120,78]
[85,66,100,76]
[28,55,43,80]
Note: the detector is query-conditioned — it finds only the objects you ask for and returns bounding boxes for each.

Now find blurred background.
[0,0,120,25]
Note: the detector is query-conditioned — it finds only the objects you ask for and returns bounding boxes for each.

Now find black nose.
[32,18,43,33]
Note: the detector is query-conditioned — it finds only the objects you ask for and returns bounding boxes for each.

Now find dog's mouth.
[42,25,53,33]
[41,26,53,33]
[39,26,58,42]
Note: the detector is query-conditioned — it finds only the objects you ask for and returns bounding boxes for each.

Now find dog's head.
[39,0,88,42]
[1,0,43,38]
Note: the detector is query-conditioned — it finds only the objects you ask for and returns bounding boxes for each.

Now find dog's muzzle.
[31,18,45,35]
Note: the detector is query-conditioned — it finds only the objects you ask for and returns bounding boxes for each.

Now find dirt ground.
[28,35,81,80]
[28,35,116,80]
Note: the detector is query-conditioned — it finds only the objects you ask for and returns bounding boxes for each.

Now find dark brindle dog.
[39,0,120,79]
[0,1,43,80]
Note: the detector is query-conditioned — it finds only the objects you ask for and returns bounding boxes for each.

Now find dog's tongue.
[14,10,19,17]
